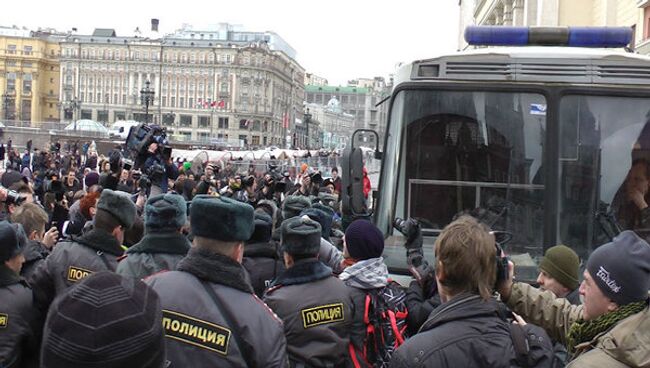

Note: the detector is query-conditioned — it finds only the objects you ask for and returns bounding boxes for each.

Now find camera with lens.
[309,171,323,185]
[393,217,420,241]
[2,187,26,207]
[125,123,171,170]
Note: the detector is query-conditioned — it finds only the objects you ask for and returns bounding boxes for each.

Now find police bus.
[343,26,650,281]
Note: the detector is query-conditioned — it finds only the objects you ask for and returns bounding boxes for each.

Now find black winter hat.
[281,215,321,256]
[586,230,650,306]
[344,219,385,261]
[41,271,165,368]
[0,221,27,263]
[282,195,311,219]
[190,195,254,242]
[248,212,273,244]
[97,189,137,229]
[145,193,187,232]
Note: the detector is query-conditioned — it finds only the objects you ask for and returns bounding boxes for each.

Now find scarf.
[566,300,647,356]
[339,257,388,290]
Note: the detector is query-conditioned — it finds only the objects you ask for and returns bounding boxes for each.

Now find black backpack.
[350,281,410,368]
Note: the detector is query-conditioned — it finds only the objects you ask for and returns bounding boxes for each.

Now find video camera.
[265,164,287,194]
[2,186,26,207]
[125,123,171,170]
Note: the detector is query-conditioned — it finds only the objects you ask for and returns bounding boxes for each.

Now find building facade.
[0,26,61,125]
[304,77,390,147]
[59,23,304,147]
[459,0,650,53]
[304,99,354,150]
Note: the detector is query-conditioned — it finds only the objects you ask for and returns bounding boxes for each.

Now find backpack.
[350,281,410,368]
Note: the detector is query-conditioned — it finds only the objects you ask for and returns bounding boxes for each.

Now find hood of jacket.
[22,240,49,263]
[126,232,191,255]
[419,293,505,333]
[579,303,650,367]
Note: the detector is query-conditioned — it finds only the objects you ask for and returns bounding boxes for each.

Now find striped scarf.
[339,257,388,290]
[566,300,647,356]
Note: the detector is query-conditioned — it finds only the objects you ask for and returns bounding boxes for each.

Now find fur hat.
[300,208,332,241]
[281,215,321,256]
[144,193,187,232]
[190,195,254,242]
[96,189,137,229]
[0,221,27,263]
[41,272,165,368]
[282,195,311,219]
[248,212,273,244]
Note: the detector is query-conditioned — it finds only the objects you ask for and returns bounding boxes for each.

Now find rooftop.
[305,85,370,94]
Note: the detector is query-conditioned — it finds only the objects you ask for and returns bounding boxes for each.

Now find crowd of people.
[0,139,648,368]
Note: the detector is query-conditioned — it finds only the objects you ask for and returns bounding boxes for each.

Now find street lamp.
[304,107,311,150]
[140,80,155,124]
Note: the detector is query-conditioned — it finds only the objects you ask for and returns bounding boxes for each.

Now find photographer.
[235,175,258,206]
[143,141,178,195]
[389,216,554,368]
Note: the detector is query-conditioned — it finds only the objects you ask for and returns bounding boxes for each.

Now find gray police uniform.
[0,265,39,368]
[146,247,288,368]
[29,228,123,313]
[264,216,353,368]
[116,232,190,280]
[264,259,354,367]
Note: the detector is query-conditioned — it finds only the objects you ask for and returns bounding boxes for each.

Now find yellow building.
[0,26,62,126]
[459,0,650,53]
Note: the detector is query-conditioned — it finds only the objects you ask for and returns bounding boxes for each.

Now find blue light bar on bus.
[465,26,633,48]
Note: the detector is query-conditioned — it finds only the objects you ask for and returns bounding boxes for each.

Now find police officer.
[146,195,288,367]
[0,221,39,368]
[116,193,190,280]
[242,211,284,298]
[264,215,353,367]
[29,189,137,313]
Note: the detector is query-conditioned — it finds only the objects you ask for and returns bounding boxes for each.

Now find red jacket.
[362,168,371,199]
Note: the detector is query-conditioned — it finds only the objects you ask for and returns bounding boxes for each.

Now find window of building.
[251,136,260,145]
[21,99,31,121]
[189,97,194,108]
[6,60,16,67]
[199,116,209,128]
[114,94,118,103]
[179,97,185,108]
[171,96,176,107]
[23,74,32,93]
[97,93,101,102]
[122,94,126,104]
[180,114,192,126]
[218,117,228,129]
[6,73,16,91]
[23,45,32,55]
[162,96,167,107]
[190,53,196,63]
[7,44,16,54]
[239,119,249,129]
[23,62,32,68]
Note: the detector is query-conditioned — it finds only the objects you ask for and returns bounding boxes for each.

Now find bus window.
[559,95,650,257]
[394,90,546,256]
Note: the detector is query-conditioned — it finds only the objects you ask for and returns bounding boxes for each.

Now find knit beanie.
[586,230,650,306]
[539,245,580,291]
[84,171,100,188]
[41,271,165,368]
[144,193,187,232]
[344,219,384,261]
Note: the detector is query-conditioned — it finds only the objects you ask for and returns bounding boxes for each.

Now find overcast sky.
[0,1,460,85]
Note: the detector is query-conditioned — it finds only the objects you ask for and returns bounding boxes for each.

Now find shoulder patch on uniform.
[301,303,345,329]
[67,266,93,282]
[0,313,7,328]
[162,309,231,355]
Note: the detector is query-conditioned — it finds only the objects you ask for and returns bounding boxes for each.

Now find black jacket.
[404,279,441,335]
[264,259,353,368]
[0,265,39,368]
[28,228,123,314]
[116,231,190,280]
[242,241,285,298]
[389,294,554,368]
[20,240,50,280]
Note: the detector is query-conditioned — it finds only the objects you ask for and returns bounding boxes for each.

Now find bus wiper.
[596,203,622,241]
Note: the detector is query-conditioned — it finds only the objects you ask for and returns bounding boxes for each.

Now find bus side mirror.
[341,144,366,218]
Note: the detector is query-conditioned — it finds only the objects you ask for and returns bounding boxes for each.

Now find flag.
[217,100,225,108]
[283,113,289,129]
[210,100,217,108]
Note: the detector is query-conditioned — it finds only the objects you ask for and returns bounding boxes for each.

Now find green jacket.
[506,282,650,368]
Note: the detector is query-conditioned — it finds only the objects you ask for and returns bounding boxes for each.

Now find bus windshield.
[377,89,650,273]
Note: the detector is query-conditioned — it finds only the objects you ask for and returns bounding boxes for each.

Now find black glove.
[395,218,434,286]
